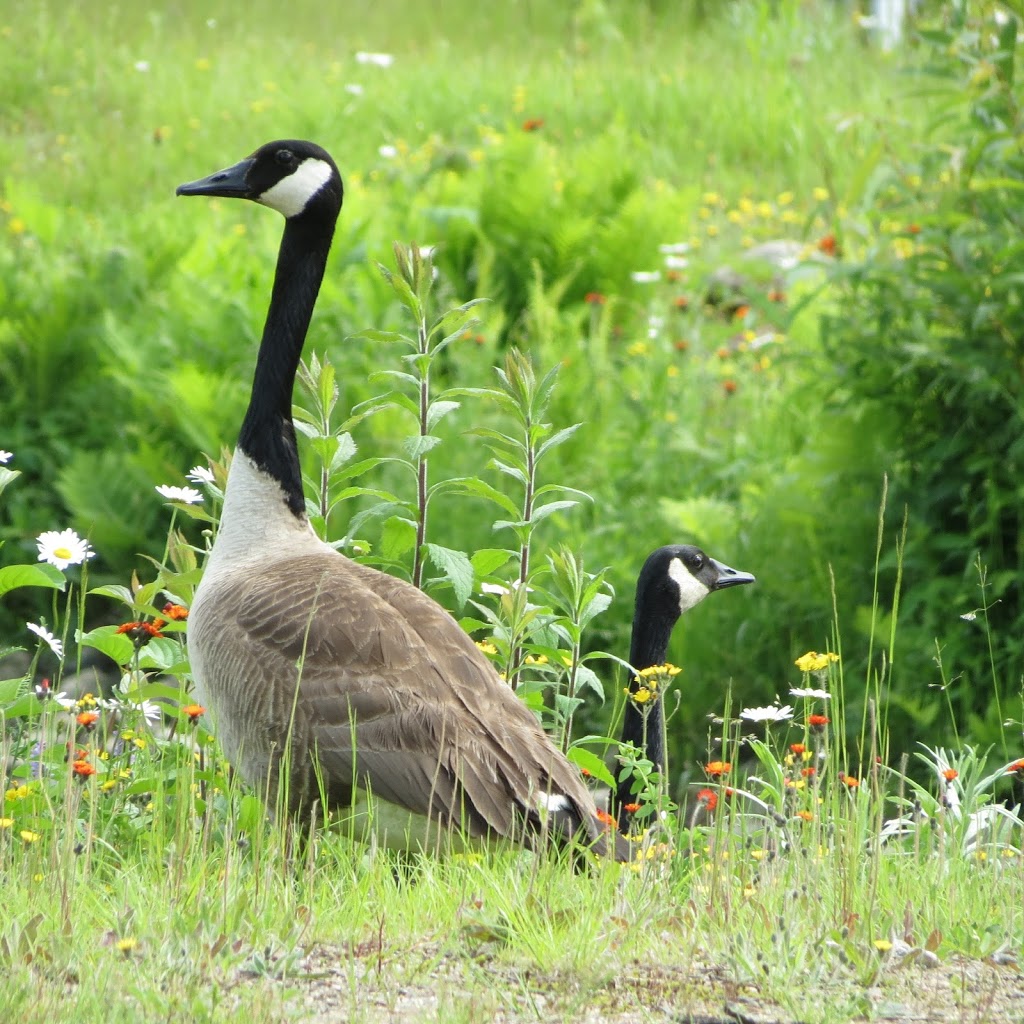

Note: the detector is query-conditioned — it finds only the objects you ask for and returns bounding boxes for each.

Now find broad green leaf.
[89,584,137,607]
[0,467,20,500]
[535,423,582,461]
[425,544,474,608]
[403,434,442,460]
[528,499,580,524]
[471,548,515,577]
[381,516,418,560]
[435,477,520,518]
[567,746,616,789]
[0,563,66,599]
[0,677,26,704]
[78,625,134,666]
[425,400,461,432]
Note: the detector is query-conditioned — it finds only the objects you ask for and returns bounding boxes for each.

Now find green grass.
[3,2,1024,1020]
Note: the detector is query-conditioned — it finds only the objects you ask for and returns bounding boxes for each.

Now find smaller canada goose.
[177,141,629,860]
[615,545,754,831]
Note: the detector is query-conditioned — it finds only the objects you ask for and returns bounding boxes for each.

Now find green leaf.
[425,544,474,608]
[403,434,443,460]
[567,746,616,789]
[0,677,27,705]
[78,625,134,666]
[425,400,461,432]
[381,516,418,560]
[535,423,582,461]
[528,499,580,524]
[0,467,20,500]
[88,584,136,607]
[0,563,66,599]
[436,477,521,517]
[471,549,515,577]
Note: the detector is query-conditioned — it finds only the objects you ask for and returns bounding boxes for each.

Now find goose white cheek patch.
[257,158,333,217]
[668,557,711,614]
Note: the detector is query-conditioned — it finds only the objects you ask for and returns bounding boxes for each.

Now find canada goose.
[177,140,629,860]
[614,545,754,831]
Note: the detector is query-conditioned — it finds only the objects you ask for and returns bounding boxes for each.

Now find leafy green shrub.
[820,0,1024,752]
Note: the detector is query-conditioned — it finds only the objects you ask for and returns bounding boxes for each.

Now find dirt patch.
[277,944,1024,1023]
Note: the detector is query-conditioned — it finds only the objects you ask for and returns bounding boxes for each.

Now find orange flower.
[817,233,839,257]
[942,768,958,782]
[732,304,751,320]
[521,117,544,132]
[696,788,718,811]
[1006,758,1024,776]
[72,759,97,779]
[182,704,206,722]
[807,714,830,729]
[790,743,806,755]
[674,339,689,352]
[705,760,731,777]
[162,603,189,621]
[906,223,921,235]
[623,803,641,814]
[801,766,816,778]
[116,619,166,643]
[796,810,813,822]
[673,295,689,310]
[595,809,616,829]
[716,346,730,360]
[76,711,99,730]
[722,379,737,395]
[841,774,860,788]
[767,288,786,303]
[584,291,606,305]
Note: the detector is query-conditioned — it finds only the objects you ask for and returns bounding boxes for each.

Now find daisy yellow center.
[53,546,72,560]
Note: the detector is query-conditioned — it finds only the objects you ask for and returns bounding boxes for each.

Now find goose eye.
[275,148,294,166]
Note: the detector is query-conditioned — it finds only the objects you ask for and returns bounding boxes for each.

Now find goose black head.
[639,544,755,620]
[176,139,343,219]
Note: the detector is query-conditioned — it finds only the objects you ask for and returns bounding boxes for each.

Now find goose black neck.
[614,599,679,830]
[238,213,336,517]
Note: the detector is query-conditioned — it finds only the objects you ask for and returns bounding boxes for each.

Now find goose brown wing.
[232,553,602,845]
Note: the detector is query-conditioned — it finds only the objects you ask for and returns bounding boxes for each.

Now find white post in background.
[872,0,906,50]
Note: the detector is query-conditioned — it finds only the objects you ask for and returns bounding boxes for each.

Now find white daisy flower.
[26,622,64,659]
[186,465,215,486]
[355,51,394,67]
[344,83,364,96]
[658,242,690,255]
[378,144,398,159]
[36,528,95,570]
[740,704,794,724]
[663,254,689,270]
[0,450,12,464]
[155,484,203,504]
[630,270,661,284]
[134,60,150,72]
[789,687,831,700]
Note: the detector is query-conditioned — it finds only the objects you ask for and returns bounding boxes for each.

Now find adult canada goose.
[614,545,754,831]
[177,140,629,860]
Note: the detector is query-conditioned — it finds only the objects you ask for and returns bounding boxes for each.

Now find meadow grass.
[3,1,1023,1021]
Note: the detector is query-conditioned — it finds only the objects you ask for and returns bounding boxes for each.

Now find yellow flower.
[776,191,794,206]
[524,654,548,666]
[706,224,720,237]
[8,217,25,235]
[20,830,40,843]
[874,939,893,952]
[0,817,13,828]
[195,57,211,71]
[632,687,653,704]
[794,651,839,673]
[100,780,117,792]
[812,186,829,202]
[702,191,721,206]
[756,201,774,218]
[475,641,498,656]
[626,341,650,358]
[750,849,765,861]
[115,937,138,954]
[727,210,743,224]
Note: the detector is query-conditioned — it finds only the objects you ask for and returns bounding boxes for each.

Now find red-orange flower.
[584,291,606,305]
[767,288,786,303]
[722,379,738,395]
[521,117,544,132]
[942,768,958,782]
[696,788,718,812]
[1006,758,1024,776]
[732,304,751,320]
[796,810,813,822]
[705,760,732,777]
[76,711,99,730]
[801,766,816,778]
[162,603,189,621]
[817,233,839,257]
[841,774,859,788]
[906,223,921,235]
[674,339,689,352]
[182,704,206,722]
[72,759,97,779]
[807,714,830,729]
[673,295,689,310]
[623,802,641,814]
[116,619,166,643]
[595,808,616,829]
[790,743,806,755]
